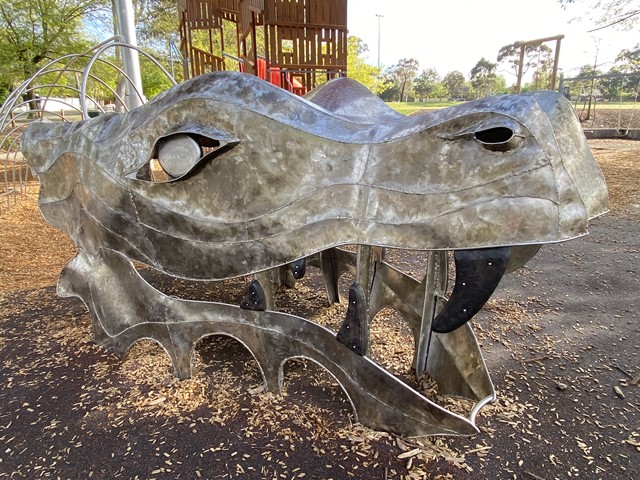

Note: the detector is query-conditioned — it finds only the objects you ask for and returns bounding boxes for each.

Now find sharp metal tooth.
[336,283,368,355]
[290,258,306,279]
[431,246,511,333]
[239,279,267,311]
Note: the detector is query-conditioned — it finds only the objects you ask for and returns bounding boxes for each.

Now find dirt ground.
[0,138,639,479]
[573,107,640,130]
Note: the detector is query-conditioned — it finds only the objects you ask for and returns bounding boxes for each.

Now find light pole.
[376,14,384,70]
[114,0,144,110]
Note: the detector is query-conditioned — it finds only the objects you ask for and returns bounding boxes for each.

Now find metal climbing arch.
[0,37,175,214]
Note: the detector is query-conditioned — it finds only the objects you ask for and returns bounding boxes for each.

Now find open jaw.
[21,72,608,437]
[54,242,529,438]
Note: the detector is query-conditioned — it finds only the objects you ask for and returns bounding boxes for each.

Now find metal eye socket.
[156,133,202,178]
[125,125,240,184]
[474,127,522,152]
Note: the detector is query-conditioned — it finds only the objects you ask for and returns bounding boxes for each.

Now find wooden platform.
[178,0,348,94]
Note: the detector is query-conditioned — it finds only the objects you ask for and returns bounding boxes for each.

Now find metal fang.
[290,258,306,279]
[336,283,368,356]
[240,279,267,311]
[431,247,511,333]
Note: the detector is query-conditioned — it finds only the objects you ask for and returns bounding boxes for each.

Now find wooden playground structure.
[178,0,348,95]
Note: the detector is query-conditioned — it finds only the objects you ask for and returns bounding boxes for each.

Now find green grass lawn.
[388,99,638,116]
[387,101,462,116]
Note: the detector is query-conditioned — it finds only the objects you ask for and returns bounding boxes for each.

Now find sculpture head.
[22,72,607,280]
[22,72,608,332]
[20,73,608,437]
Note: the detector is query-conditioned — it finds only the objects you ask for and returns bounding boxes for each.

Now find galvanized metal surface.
[21,72,608,437]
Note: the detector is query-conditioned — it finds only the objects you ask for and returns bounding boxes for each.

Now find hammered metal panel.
[21,72,608,437]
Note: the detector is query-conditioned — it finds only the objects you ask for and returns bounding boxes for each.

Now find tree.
[442,71,466,99]
[87,0,178,48]
[616,44,640,71]
[612,46,640,99]
[414,68,440,101]
[0,0,107,105]
[378,73,400,102]
[0,0,106,79]
[134,0,178,47]
[107,0,182,104]
[599,66,625,100]
[492,75,508,95]
[560,0,640,31]
[346,36,385,94]
[470,57,501,98]
[139,54,175,98]
[431,82,448,101]
[387,58,420,102]
[497,43,552,81]
[567,64,604,101]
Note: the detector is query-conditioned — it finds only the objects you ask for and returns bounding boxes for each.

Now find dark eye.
[474,127,521,152]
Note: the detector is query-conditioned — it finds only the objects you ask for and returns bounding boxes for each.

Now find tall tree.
[497,43,552,80]
[387,58,419,102]
[89,0,179,47]
[378,73,400,102]
[431,82,448,100]
[470,57,500,98]
[599,66,625,100]
[442,70,466,99]
[560,0,640,31]
[616,44,640,71]
[134,0,178,47]
[0,0,107,104]
[614,45,640,98]
[567,64,604,100]
[414,68,440,101]
[105,0,179,103]
[346,36,385,94]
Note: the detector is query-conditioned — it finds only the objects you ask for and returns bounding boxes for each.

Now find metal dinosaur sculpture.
[21,72,608,437]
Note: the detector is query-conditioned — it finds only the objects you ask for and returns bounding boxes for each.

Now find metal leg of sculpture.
[415,251,448,378]
[308,245,495,408]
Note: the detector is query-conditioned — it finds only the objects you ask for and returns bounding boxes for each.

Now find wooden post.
[515,46,525,94]
[513,34,565,93]
[550,37,563,90]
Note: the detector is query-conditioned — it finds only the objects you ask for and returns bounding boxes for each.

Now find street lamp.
[376,14,384,70]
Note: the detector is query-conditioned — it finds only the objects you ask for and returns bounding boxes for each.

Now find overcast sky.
[347,0,638,81]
